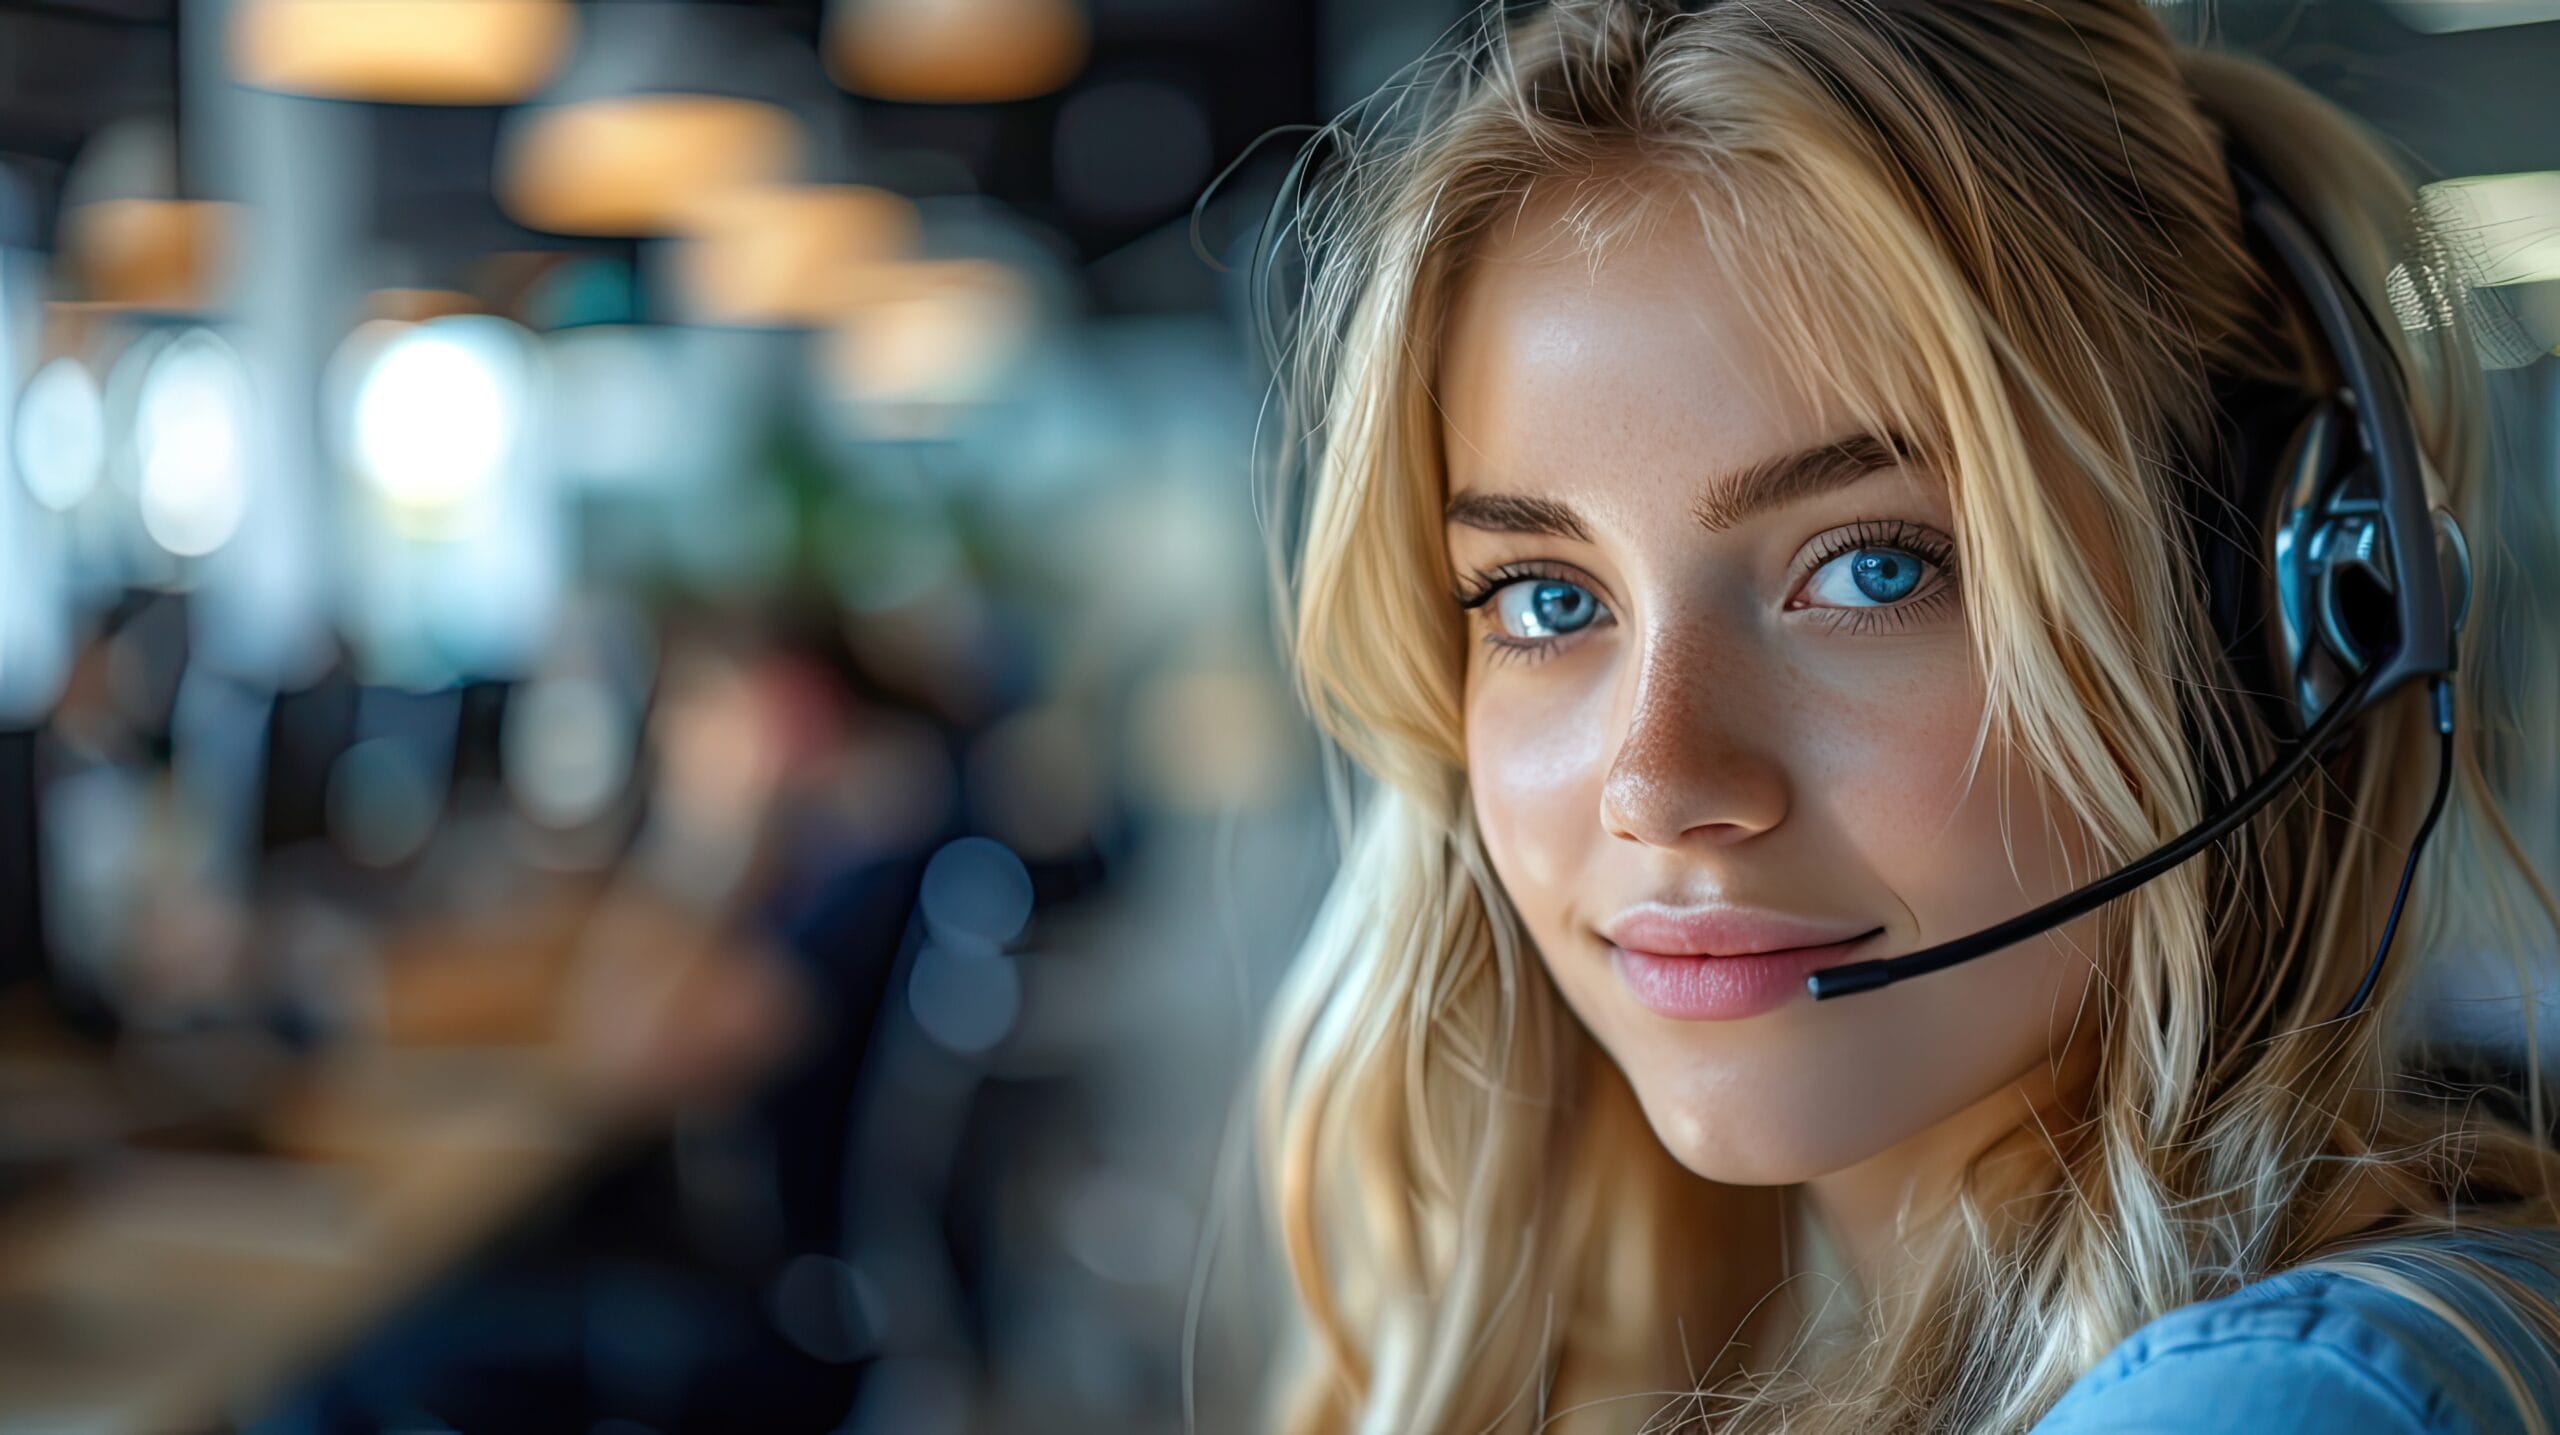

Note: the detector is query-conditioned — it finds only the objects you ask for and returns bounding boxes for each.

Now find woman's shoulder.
[2033,1224,2560,1434]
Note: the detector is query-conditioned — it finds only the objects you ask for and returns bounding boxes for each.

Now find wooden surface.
[0,1044,627,1434]
[0,887,803,1435]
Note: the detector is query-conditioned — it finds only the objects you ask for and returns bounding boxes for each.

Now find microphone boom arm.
[1807,667,2383,1000]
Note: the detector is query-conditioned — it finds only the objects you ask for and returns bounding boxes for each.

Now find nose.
[1598,634,1790,849]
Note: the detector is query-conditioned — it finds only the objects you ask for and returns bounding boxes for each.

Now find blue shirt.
[2034,1226,2560,1434]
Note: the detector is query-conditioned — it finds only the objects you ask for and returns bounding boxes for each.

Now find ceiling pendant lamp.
[58,118,235,313]
[825,0,1089,104]
[500,96,801,237]
[65,200,231,312]
[675,184,920,327]
[824,257,1035,427]
[496,5,807,238]
[231,0,574,105]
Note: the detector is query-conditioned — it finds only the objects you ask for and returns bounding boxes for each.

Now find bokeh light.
[231,0,575,104]
[498,95,802,238]
[1125,667,1301,814]
[675,183,920,327]
[919,834,1034,951]
[503,672,637,830]
[825,259,1037,428]
[965,703,1107,861]
[15,357,106,513]
[135,329,251,558]
[62,199,233,312]
[908,941,1022,1055]
[825,0,1089,103]
[351,316,532,515]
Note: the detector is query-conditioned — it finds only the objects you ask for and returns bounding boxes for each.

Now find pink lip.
[1600,906,1884,1021]
[1601,905,1875,958]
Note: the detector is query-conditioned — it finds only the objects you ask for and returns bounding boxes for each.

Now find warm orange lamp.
[674,184,921,327]
[824,0,1089,103]
[497,95,803,238]
[62,198,236,312]
[825,258,1035,417]
[231,0,574,104]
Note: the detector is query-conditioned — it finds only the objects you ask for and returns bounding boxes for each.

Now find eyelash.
[1451,517,1961,663]
[1452,559,1596,666]
[1792,518,1961,636]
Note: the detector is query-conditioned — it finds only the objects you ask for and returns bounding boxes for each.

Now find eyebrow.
[1442,431,1913,540]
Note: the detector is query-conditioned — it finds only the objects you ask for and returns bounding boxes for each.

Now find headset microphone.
[1809,150,2471,1022]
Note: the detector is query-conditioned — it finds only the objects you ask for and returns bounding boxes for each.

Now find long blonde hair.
[1245,2,2560,1431]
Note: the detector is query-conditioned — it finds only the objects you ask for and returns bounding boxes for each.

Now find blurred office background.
[0,1,2548,1433]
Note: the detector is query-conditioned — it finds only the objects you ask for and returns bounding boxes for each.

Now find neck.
[1801,1041,2097,1292]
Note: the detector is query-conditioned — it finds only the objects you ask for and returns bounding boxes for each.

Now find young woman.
[1246,1,2560,1430]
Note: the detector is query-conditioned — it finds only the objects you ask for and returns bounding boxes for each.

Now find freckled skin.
[1441,194,2102,1242]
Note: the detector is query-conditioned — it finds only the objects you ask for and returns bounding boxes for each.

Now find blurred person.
[1248,2,2560,1432]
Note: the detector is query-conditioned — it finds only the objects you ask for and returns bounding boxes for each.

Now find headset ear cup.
[2197,374,2326,745]
[2433,507,2472,644]
[2290,569,2354,726]
[2267,400,2353,732]
[2314,511,2400,677]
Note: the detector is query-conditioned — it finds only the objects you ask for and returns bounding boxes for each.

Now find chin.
[1596,1026,1930,1187]
[1626,1076,1872,1186]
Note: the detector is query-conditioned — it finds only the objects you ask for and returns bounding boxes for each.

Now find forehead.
[1434,181,1842,510]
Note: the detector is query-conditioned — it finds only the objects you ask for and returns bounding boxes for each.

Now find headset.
[1808,147,2473,1024]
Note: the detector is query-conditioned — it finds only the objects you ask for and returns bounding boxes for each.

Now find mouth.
[1608,927,1885,1022]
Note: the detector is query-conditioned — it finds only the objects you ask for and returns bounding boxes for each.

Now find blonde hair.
[1243,2,2560,1431]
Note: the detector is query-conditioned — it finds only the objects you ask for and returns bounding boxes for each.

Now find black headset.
[1808,148,2472,1023]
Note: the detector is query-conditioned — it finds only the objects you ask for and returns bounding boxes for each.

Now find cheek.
[1464,673,1611,922]
[1796,663,2086,938]
[1712,665,2097,1175]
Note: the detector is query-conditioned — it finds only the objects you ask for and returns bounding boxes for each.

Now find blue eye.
[1492,578,1603,639]
[1806,546,1931,607]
